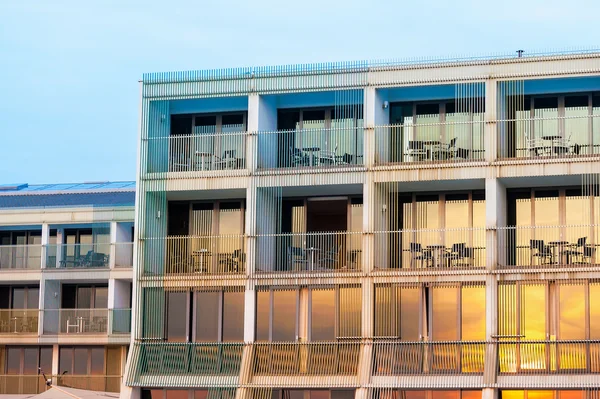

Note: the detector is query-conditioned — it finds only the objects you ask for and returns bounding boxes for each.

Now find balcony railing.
[373,228,486,270]
[256,127,364,171]
[0,309,39,334]
[133,342,244,376]
[372,341,485,375]
[0,374,122,394]
[498,340,600,374]
[42,308,109,334]
[146,132,247,174]
[497,114,600,159]
[498,224,599,268]
[143,235,246,275]
[46,243,111,268]
[0,244,42,270]
[374,120,485,165]
[255,231,362,272]
[114,242,134,267]
[252,342,361,376]
[110,308,132,334]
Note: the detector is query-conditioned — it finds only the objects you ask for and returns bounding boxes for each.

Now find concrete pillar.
[245,186,256,276]
[41,223,49,269]
[484,79,498,162]
[243,284,256,343]
[482,388,497,399]
[120,385,140,399]
[110,222,118,269]
[52,344,59,375]
[55,228,64,269]
[248,94,277,171]
[486,178,507,270]
[364,87,389,167]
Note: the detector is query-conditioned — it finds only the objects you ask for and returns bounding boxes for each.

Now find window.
[374,283,485,341]
[0,286,39,309]
[272,390,356,399]
[256,288,298,341]
[59,346,103,375]
[5,346,52,375]
[194,290,244,342]
[0,230,42,269]
[167,292,189,342]
[310,286,361,341]
[61,285,108,309]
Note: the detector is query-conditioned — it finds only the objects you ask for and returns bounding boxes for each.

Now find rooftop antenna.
[517,50,524,58]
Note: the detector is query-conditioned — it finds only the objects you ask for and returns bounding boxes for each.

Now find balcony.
[147,132,247,174]
[252,342,361,376]
[373,228,486,271]
[143,235,246,275]
[0,244,42,270]
[374,120,485,166]
[372,341,485,375]
[255,231,362,273]
[0,375,122,394]
[43,308,109,334]
[498,115,600,160]
[110,308,132,334]
[0,309,39,334]
[498,340,600,374]
[131,342,244,377]
[256,127,364,172]
[498,225,599,268]
[46,242,133,269]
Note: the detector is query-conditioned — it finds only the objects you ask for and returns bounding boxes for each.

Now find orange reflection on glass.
[256,291,270,341]
[401,287,420,341]
[273,290,297,341]
[462,286,486,340]
[558,391,584,399]
[559,284,585,339]
[590,283,600,339]
[339,287,361,338]
[432,286,458,340]
[432,391,460,399]
[311,289,335,341]
[500,391,525,399]
[527,391,554,399]
[461,391,482,399]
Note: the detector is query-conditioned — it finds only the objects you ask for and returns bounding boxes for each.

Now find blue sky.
[1,0,599,184]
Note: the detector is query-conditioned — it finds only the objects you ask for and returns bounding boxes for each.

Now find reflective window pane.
[95,287,108,309]
[256,291,270,341]
[39,347,53,375]
[194,391,208,399]
[272,290,296,341]
[432,392,460,399]
[90,347,105,375]
[432,286,458,340]
[6,347,21,374]
[400,287,420,341]
[522,284,546,339]
[166,391,189,399]
[311,289,335,341]
[462,391,482,399]
[195,291,220,342]
[559,284,585,339]
[167,292,188,342]
[27,288,39,309]
[74,347,88,374]
[23,347,38,374]
[339,287,361,338]
[223,291,244,342]
[591,283,600,339]
[462,286,486,340]
[59,347,73,375]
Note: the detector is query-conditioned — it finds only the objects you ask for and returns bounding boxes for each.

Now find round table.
[302,148,320,166]
[548,241,568,264]
[426,244,447,268]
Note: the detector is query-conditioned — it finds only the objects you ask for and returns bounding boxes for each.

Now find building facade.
[0,182,135,394]
[126,51,600,399]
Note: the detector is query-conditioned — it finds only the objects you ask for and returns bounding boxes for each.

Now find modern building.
[0,182,135,395]
[127,50,599,399]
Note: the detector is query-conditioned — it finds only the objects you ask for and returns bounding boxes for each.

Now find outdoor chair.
[287,246,308,271]
[529,240,553,265]
[409,242,432,268]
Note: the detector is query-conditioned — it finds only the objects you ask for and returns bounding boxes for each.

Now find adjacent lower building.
[125,50,600,399]
[0,182,135,394]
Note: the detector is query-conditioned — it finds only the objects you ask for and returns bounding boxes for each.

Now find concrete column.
[245,186,256,276]
[243,284,256,343]
[43,280,61,335]
[120,386,140,399]
[482,388,497,399]
[41,223,49,269]
[55,228,64,268]
[52,344,59,375]
[484,79,498,162]
[362,176,374,273]
[110,222,118,269]
[486,178,507,270]
[364,87,389,167]
[248,94,277,171]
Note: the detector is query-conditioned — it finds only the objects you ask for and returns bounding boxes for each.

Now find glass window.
[310,391,329,399]
[272,290,297,341]
[404,392,427,399]
[12,288,25,309]
[432,392,460,399]
[90,347,105,375]
[77,286,92,309]
[59,347,73,374]
[27,288,39,309]
[590,283,600,339]
[166,391,189,399]
[23,347,38,374]
[195,291,220,342]
[559,284,585,339]
[74,347,88,374]
[256,290,270,341]
[6,347,20,374]
[462,392,482,399]
[40,347,53,375]
[311,289,335,341]
[194,391,208,399]
[95,287,108,308]
[222,291,244,342]
[167,292,188,342]
[400,287,420,341]
[522,284,546,339]
[374,285,419,340]
[461,286,486,340]
[432,286,458,340]
[339,286,361,338]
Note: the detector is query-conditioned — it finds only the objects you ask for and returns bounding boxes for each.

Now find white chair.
[319,144,338,165]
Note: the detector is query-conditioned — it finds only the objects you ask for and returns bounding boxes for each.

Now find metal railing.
[0,374,122,394]
[143,235,246,275]
[498,224,599,268]
[147,132,247,173]
[255,231,362,272]
[110,308,132,334]
[0,244,42,270]
[374,120,485,165]
[135,342,244,376]
[497,114,600,159]
[0,309,39,333]
[46,243,111,268]
[498,340,600,374]
[252,342,361,375]
[256,127,364,170]
[373,228,486,270]
[43,308,109,334]
[372,341,485,375]
[113,242,134,267]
